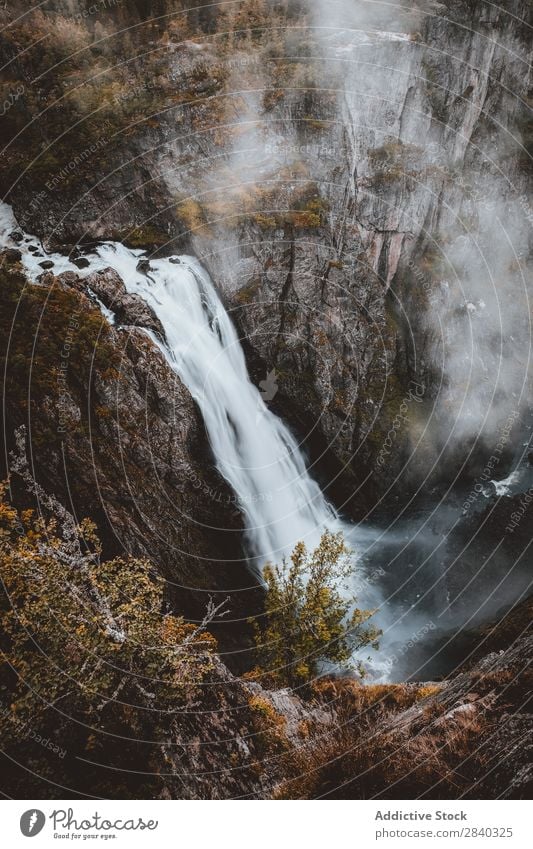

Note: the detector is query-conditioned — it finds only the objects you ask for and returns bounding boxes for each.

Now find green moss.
[286,210,321,228]
[114,225,169,249]
[0,263,119,448]
[250,190,329,230]
[304,117,329,132]
[176,197,207,232]
[236,279,261,304]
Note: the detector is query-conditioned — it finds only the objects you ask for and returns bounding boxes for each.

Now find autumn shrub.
[250,531,381,688]
[0,440,220,796]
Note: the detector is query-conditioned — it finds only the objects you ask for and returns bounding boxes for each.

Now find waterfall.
[0,203,347,574]
[1,203,392,676]
[93,244,347,574]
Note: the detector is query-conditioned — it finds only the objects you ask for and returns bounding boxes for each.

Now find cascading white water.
[3,200,528,682]
[0,202,347,574]
[1,202,389,675]
[93,243,347,574]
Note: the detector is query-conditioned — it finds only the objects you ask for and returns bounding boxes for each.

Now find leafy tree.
[251,531,381,688]
[0,429,223,795]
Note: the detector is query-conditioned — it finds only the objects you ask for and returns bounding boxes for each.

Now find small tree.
[252,531,381,688]
[0,483,223,732]
[0,429,226,794]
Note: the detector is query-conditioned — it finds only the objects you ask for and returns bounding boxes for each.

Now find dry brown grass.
[276,677,493,799]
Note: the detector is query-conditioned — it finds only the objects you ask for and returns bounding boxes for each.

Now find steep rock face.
[1,640,330,800]
[277,628,533,800]
[144,630,533,800]
[209,0,532,510]
[358,630,533,800]
[1,1,530,516]
[155,658,332,801]
[0,0,228,247]
[0,2,531,802]
[0,253,260,660]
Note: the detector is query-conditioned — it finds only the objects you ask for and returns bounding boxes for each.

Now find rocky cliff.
[0,0,531,800]
[2,0,531,512]
[0,251,261,665]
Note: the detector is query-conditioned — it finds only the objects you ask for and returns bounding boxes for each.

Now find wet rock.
[56,270,80,287]
[38,260,54,269]
[136,258,152,274]
[72,257,90,269]
[1,248,22,263]
[85,267,164,335]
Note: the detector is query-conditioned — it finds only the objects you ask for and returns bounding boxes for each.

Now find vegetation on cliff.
[0,430,530,800]
[250,530,380,688]
[0,431,222,796]
[0,0,531,803]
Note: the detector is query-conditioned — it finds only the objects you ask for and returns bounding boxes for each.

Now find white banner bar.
[2,800,530,848]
